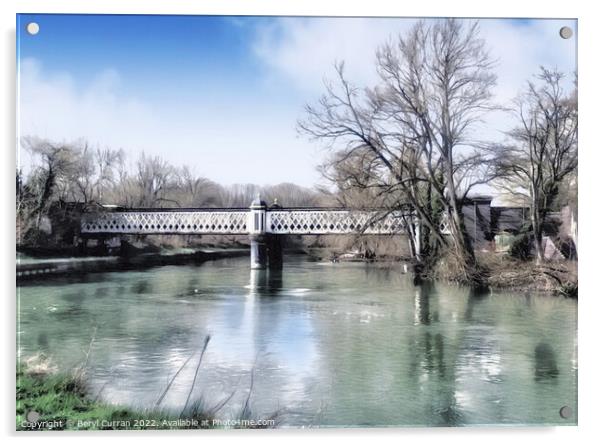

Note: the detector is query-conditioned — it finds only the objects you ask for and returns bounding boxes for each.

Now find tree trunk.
[531,205,545,264]
[443,199,482,286]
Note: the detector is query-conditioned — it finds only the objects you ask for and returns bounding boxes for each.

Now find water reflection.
[94,287,110,298]
[37,332,49,351]
[463,287,489,322]
[406,290,466,426]
[414,283,438,325]
[17,256,577,426]
[132,280,151,295]
[185,277,200,294]
[534,342,559,381]
[436,401,465,427]
[248,269,283,296]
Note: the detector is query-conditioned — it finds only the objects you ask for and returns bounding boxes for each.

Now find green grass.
[16,368,217,430]
[16,367,281,430]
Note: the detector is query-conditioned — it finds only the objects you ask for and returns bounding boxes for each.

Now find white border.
[2,1,599,444]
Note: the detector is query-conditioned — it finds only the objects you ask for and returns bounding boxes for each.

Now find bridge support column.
[249,195,269,269]
[250,234,268,270]
[267,234,283,269]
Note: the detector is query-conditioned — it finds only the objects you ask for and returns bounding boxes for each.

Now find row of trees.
[16,138,320,245]
[16,19,577,283]
[299,19,577,281]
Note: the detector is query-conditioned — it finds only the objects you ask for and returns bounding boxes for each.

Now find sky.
[16,15,577,188]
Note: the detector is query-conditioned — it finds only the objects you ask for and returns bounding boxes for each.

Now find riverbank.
[16,248,248,282]
[310,248,578,297]
[428,251,578,297]
[481,254,578,298]
[17,243,577,297]
[17,354,279,431]
[17,367,221,430]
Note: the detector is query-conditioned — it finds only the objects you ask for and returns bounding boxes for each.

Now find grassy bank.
[16,369,219,430]
[17,352,280,431]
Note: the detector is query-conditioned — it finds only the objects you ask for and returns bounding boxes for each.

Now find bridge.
[81,196,424,269]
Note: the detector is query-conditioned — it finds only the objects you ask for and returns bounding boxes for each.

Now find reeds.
[179,335,211,417]
[18,333,283,429]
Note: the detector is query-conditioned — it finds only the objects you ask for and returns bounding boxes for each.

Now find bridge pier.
[249,196,284,270]
[249,196,268,269]
[249,234,283,270]
[267,234,283,269]
[250,234,268,269]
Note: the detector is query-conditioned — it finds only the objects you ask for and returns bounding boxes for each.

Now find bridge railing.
[81,207,414,235]
[81,210,250,235]
[267,209,409,235]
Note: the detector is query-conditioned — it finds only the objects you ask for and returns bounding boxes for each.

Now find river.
[17,255,577,427]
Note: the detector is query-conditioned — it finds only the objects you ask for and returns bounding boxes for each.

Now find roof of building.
[490,192,530,208]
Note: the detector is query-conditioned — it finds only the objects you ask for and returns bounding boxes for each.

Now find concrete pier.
[249,195,268,269]
[250,234,268,270]
[267,234,283,269]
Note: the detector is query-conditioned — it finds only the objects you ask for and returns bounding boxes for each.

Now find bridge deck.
[81,208,413,235]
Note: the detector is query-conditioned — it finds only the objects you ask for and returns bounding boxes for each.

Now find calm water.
[17,256,577,427]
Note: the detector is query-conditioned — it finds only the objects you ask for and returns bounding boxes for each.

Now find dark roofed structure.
[461,194,529,250]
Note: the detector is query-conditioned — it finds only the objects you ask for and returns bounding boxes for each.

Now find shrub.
[509,232,532,260]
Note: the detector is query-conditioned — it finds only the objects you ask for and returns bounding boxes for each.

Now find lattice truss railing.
[267,210,410,235]
[81,211,249,234]
[81,209,448,236]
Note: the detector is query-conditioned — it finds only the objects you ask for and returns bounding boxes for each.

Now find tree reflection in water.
[534,342,559,381]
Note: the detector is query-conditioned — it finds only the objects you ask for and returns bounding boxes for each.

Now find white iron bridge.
[81,207,413,236]
[80,197,445,269]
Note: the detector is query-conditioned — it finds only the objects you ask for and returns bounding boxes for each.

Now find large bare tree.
[134,153,178,207]
[299,19,497,283]
[494,68,577,263]
[20,137,77,236]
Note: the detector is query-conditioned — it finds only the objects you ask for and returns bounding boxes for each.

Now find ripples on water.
[17,256,577,426]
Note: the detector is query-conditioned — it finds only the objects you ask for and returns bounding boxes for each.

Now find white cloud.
[17,18,577,191]
[18,58,160,169]
[253,17,577,137]
[476,19,577,147]
[482,19,576,100]
[17,57,322,187]
[254,17,576,94]
[253,17,415,93]
[250,17,576,196]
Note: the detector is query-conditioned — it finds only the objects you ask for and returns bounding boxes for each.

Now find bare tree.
[219,184,260,207]
[299,19,497,283]
[21,137,77,235]
[174,166,221,207]
[494,68,577,263]
[94,147,124,202]
[262,183,320,207]
[68,142,96,204]
[134,153,178,207]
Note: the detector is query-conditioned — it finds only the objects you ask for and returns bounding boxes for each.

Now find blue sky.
[17,15,577,187]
